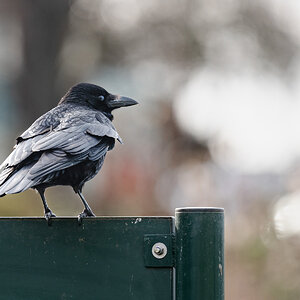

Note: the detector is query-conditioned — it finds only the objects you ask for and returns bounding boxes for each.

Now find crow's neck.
[102,111,114,121]
[58,91,86,105]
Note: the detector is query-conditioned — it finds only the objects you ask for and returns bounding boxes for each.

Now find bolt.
[154,245,164,255]
[152,242,167,259]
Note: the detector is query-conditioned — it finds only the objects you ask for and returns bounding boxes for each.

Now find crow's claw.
[77,209,95,225]
[44,210,56,226]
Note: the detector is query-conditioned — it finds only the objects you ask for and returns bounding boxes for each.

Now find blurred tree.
[16,0,72,127]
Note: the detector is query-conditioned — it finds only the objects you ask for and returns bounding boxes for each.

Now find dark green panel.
[175,208,224,300]
[0,217,174,300]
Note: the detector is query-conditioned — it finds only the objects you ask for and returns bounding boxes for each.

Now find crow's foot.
[77,209,95,225]
[44,210,56,226]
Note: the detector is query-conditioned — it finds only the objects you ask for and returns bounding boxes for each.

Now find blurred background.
[0,0,300,298]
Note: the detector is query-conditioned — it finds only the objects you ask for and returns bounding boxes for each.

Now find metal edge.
[175,207,224,213]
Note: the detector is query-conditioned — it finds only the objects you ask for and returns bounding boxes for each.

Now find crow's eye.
[98,95,105,101]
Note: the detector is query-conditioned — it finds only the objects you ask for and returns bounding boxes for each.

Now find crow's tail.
[0,164,35,196]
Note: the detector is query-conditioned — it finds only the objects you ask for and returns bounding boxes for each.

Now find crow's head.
[59,83,138,119]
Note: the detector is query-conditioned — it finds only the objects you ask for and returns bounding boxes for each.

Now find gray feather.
[0,163,35,194]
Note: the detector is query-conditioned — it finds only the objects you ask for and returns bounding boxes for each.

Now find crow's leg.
[77,191,95,224]
[37,188,56,225]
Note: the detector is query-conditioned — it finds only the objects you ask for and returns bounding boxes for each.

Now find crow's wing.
[0,141,110,195]
[18,106,64,142]
[0,110,120,194]
[0,135,43,171]
[1,109,120,169]
[0,105,66,170]
[31,114,121,153]
[35,139,109,181]
[28,134,112,180]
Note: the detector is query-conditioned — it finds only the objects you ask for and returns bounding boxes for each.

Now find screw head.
[152,242,167,259]
[154,245,164,255]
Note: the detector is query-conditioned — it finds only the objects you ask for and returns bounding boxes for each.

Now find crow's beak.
[107,95,138,109]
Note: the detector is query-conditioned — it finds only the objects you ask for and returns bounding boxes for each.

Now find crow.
[0,83,138,224]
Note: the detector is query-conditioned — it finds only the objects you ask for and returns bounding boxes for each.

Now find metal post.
[175,207,224,300]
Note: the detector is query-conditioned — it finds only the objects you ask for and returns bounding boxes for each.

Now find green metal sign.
[0,208,224,299]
